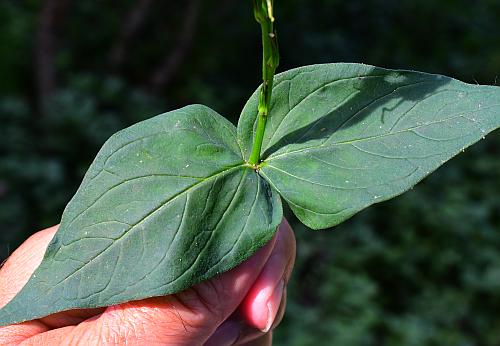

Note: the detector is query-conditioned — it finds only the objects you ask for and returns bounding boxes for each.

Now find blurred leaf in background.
[0,0,499,344]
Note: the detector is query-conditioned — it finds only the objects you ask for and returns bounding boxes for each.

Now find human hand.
[0,219,295,345]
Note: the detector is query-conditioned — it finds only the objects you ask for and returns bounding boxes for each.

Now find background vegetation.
[1,1,499,344]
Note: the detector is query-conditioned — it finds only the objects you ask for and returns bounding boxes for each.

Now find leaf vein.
[49,164,244,289]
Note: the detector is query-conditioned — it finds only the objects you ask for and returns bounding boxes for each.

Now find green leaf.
[238,63,500,229]
[0,104,282,326]
[2,63,498,327]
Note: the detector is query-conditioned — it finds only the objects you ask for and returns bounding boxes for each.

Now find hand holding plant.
[0,221,295,345]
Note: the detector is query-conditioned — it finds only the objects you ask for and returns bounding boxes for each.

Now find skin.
[0,219,296,345]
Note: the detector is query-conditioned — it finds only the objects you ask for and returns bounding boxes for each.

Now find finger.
[206,322,274,346]
[240,219,295,332]
[204,218,295,346]
[0,226,59,307]
[17,326,76,346]
[270,285,287,331]
[238,332,272,346]
[0,227,61,344]
[45,230,281,345]
[0,320,49,346]
[0,225,104,345]
[39,307,106,329]
[204,288,286,346]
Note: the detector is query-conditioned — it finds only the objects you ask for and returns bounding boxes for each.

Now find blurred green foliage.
[0,0,499,344]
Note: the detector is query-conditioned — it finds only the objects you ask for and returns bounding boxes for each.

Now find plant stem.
[248,0,279,166]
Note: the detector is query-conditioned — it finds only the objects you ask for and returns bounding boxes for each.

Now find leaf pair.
[1,63,499,326]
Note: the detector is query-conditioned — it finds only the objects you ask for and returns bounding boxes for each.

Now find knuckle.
[178,279,229,325]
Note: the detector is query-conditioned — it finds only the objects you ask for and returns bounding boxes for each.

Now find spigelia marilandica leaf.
[0,104,282,326]
[238,63,500,229]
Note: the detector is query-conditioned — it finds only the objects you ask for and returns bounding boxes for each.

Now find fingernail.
[262,279,284,332]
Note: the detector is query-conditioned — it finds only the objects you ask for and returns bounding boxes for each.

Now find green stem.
[248,0,279,166]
